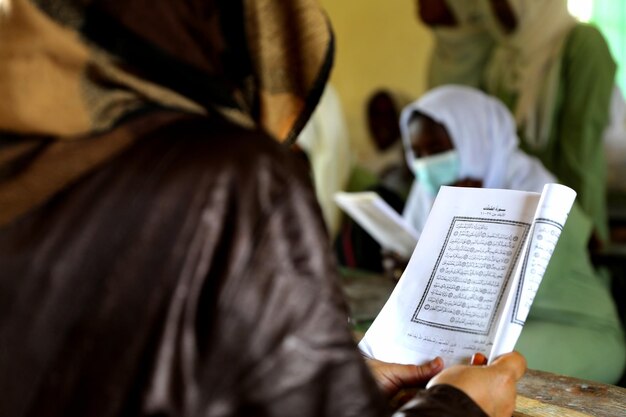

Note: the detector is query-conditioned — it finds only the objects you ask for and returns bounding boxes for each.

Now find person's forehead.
[370,94,396,113]
[420,117,446,135]
[416,0,455,25]
[411,115,452,145]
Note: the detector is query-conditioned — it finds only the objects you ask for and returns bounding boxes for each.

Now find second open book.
[354,184,576,367]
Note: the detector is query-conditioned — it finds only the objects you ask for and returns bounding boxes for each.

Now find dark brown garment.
[0,116,487,417]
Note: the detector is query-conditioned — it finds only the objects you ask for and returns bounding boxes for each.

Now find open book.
[334,192,419,258]
[358,184,576,367]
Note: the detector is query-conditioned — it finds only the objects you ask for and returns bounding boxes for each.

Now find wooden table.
[339,269,626,415]
[515,369,626,417]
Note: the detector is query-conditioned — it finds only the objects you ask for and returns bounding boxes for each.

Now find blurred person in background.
[364,89,414,200]
[417,0,615,250]
[334,90,413,273]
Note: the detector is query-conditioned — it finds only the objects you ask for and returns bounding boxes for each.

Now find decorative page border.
[411,217,530,336]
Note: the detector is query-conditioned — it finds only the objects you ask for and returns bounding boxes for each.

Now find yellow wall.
[320,0,433,161]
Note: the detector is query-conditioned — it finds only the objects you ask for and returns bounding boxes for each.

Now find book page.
[488,184,576,363]
[334,192,419,258]
[358,186,541,367]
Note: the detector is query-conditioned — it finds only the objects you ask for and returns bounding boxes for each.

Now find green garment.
[517,203,626,383]
[346,165,380,193]
[493,24,616,243]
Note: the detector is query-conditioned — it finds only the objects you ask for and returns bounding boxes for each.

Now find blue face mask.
[412,150,460,196]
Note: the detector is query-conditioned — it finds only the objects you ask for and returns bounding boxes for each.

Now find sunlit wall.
[320,0,433,160]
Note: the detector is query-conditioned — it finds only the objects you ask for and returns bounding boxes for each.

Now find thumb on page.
[366,357,444,396]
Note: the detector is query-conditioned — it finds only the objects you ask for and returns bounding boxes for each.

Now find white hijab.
[401,85,556,234]
[479,0,576,149]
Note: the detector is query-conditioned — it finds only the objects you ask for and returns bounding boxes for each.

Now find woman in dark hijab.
[0,1,524,416]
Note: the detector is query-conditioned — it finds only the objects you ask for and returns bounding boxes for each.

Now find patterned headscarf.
[0,0,333,226]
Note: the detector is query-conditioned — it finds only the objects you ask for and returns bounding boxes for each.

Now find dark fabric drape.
[0,117,487,417]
